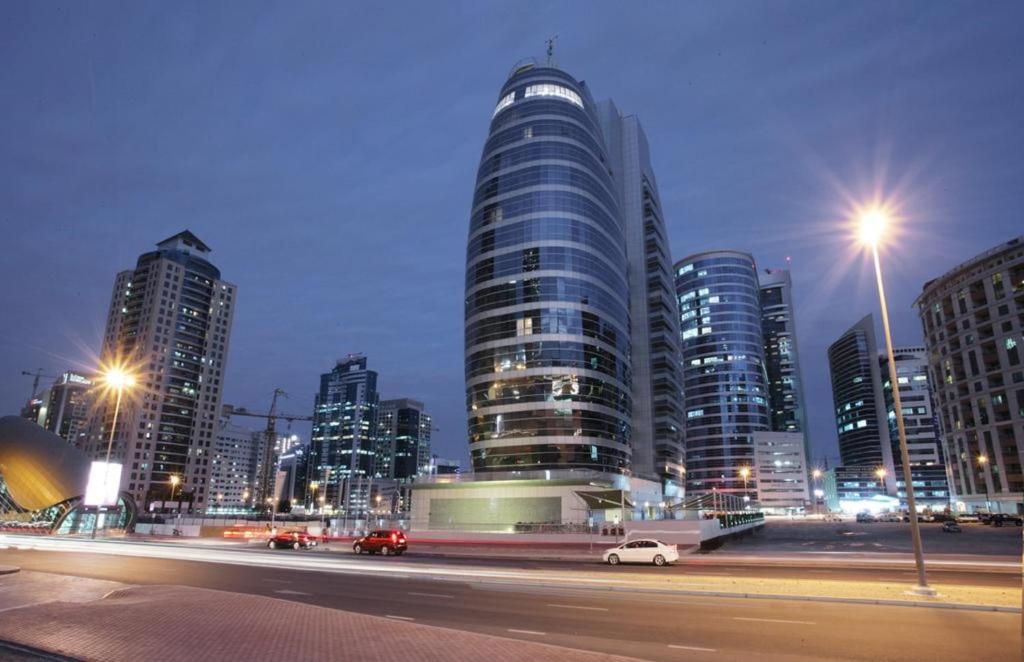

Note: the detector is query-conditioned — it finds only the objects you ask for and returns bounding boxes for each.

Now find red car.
[267,529,317,550]
[353,529,407,556]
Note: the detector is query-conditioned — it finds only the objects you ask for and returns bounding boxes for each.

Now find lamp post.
[739,467,751,508]
[860,209,934,596]
[267,497,277,532]
[977,454,991,513]
[812,468,823,517]
[169,475,181,533]
[92,366,136,538]
[309,480,319,514]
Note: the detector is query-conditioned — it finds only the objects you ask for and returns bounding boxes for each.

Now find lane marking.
[508,628,546,636]
[273,589,312,596]
[668,644,717,652]
[546,603,609,611]
[408,592,454,599]
[734,616,815,625]
[386,615,415,621]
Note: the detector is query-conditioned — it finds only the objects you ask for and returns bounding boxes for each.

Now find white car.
[602,539,679,566]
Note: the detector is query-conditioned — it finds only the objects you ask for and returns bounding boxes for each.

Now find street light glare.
[102,366,136,390]
[859,209,887,247]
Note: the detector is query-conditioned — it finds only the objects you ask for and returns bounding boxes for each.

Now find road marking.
[408,592,454,599]
[734,617,815,625]
[273,589,311,596]
[386,615,415,621]
[668,644,717,652]
[546,603,609,611]
[508,628,546,636]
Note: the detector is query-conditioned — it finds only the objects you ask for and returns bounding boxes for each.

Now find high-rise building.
[675,250,770,499]
[464,63,632,476]
[915,236,1024,513]
[87,231,236,512]
[376,398,431,481]
[827,316,950,507]
[752,431,810,511]
[598,102,685,485]
[827,315,893,475]
[308,355,379,508]
[760,269,808,435]
[209,419,261,510]
[42,372,95,448]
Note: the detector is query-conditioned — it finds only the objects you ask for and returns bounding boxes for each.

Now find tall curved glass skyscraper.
[675,250,770,498]
[465,63,632,475]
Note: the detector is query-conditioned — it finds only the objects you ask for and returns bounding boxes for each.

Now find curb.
[0,638,78,661]
[0,566,20,576]
[461,577,1021,613]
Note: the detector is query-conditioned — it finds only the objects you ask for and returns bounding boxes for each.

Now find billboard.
[84,461,123,506]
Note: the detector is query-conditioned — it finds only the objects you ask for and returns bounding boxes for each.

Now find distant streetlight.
[811,468,823,517]
[977,454,991,512]
[92,363,137,539]
[169,475,182,533]
[859,207,934,596]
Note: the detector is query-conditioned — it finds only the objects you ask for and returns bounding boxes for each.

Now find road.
[0,539,1019,661]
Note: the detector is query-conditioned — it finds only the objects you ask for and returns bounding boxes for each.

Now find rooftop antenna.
[546,35,558,66]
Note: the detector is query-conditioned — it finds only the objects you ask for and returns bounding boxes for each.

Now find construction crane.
[20,369,60,402]
[222,388,312,511]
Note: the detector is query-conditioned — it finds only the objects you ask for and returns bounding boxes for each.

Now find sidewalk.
[0,570,637,662]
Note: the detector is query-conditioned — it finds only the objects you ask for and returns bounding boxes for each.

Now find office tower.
[376,398,431,480]
[827,315,893,474]
[464,63,632,475]
[675,251,770,499]
[827,316,951,506]
[88,231,236,512]
[43,372,95,447]
[598,102,685,485]
[915,236,1024,513]
[752,431,810,511]
[308,354,379,507]
[209,419,261,509]
[760,269,808,434]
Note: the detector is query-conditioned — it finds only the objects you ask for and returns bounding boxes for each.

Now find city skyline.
[3,3,1024,467]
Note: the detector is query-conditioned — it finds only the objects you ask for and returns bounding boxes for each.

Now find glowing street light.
[875,467,887,481]
[858,206,934,596]
[811,468,823,517]
[91,363,137,539]
[977,454,991,512]
[738,466,752,505]
[169,475,182,534]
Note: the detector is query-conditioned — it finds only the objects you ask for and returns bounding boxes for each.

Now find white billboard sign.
[84,461,123,506]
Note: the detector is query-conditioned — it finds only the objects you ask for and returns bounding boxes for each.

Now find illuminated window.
[523,84,583,108]
[492,92,515,117]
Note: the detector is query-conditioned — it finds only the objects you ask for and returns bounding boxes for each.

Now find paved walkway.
[0,571,637,662]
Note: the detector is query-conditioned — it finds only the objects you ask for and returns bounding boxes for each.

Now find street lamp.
[739,467,751,505]
[309,481,320,512]
[977,454,991,512]
[811,468,823,517]
[169,475,181,533]
[267,497,277,532]
[92,364,136,538]
[859,207,935,596]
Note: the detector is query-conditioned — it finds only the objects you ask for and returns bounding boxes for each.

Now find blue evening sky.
[2,2,1022,466]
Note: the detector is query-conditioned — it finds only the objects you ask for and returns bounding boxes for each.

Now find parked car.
[990,514,1024,527]
[353,529,408,556]
[941,521,962,533]
[602,539,679,566]
[267,529,317,550]
[855,512,876,523]
[878,513,902,522]
[956,514,980,523]
[823,513,844,523]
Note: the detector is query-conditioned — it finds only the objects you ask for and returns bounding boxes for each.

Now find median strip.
[668,644,716,652]
[508,628,546,636]
[734,616,815,625]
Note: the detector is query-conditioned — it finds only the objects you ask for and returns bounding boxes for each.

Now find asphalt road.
[0,546,1018,661]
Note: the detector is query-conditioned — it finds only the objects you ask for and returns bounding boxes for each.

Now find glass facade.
[309,355,379,506]
[827,315,890,469]
[465,65,631,474]
[675,251,769,498]
[759,269,808,434]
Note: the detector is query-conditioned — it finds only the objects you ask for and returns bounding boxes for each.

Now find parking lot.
[717,517,1023,556]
